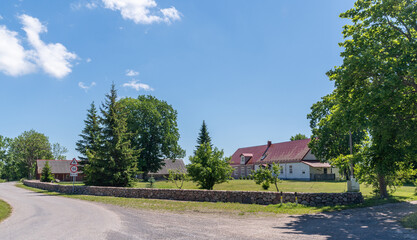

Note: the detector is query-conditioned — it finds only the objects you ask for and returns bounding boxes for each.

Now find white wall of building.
[279,162,310,180]
[302,150,317,160]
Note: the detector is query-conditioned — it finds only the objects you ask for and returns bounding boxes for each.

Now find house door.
[324,168,328,174]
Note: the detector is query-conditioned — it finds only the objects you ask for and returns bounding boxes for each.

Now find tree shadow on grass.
[273,201,417,240]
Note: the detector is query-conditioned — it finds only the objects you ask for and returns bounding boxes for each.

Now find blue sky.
[0,0,355,163]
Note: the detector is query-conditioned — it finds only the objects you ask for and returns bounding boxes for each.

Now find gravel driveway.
[0,182,416,239]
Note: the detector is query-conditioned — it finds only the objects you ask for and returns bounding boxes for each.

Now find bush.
[146,177,156,188]
[262,181,270,190]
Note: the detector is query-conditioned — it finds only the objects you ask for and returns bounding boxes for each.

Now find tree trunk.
[378,174,388,198]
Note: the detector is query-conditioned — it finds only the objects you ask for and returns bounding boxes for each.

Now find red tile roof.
[230,144,268,165]
[230,139,311,165]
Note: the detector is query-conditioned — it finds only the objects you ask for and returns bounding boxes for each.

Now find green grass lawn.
[0,199,11,222]
[17,180,417,216]
[401,212,417,230]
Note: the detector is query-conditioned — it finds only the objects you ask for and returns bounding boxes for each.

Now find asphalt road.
[0,182,416,240]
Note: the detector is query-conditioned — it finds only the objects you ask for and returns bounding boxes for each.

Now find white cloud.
[0,15,3,20]
[78,81,96,91]
[19,14,77,79]
[102,0,181,24]
[86,58,92,63]
[0,25,36,76]
[161,7,181,24]
[123,80,153,91]
[125,69,139,77]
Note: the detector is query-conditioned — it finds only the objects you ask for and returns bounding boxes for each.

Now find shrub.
[146,177,156,188]
[262,181,270,190]
[252,163,282,192]
[167,169,189,189]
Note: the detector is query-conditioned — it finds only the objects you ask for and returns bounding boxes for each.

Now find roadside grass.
[401,212,417,230]
[16,182,417,216]
[0,199,11,222]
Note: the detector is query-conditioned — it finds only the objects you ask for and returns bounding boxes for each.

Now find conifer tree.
[196,120,212,149]
[40,161,54,182]
[84,84,139,187]
[76,102,101,163]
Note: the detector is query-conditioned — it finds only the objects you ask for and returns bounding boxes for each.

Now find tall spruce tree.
[40,161,54,182]
[76,102,101,162]
[84,84,139,187]
[196,120,212,149]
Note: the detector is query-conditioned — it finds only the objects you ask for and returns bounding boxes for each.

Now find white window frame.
[241,156,245,165]
[289,165,293,174]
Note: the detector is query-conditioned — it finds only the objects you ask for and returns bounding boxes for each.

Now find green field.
[0,199,11,222]
[21,180,417,216]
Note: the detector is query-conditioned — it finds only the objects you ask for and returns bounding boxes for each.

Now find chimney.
[267,141,272,147]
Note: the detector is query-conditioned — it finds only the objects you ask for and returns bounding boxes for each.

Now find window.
[241,156,245,165]
[324,168,328,174]
[289,165,293,174]
[241,167,245,176]
[280,167,284,174]
[302,171,305,174]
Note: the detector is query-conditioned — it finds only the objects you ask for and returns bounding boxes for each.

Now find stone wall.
[23,180,363,206]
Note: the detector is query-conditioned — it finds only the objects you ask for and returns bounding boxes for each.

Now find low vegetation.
[0,199,11,222]
[401,212,417,230]
[17,181,417,216]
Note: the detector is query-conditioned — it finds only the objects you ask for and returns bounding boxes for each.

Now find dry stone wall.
[23,180,363,206]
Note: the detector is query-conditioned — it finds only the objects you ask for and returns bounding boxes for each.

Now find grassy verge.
[15,183,416,216]
[0,199,11,222]
[401,212,417,230]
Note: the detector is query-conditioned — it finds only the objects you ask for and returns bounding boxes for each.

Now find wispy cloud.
[123,80,153,91]
[86,58,92,63]
[86,2,98,9]
[71,1,99,10]
[78,81,96,91]
[0,14,77,78]
[125,69,139,77]
[0,15,3,20]
[102,0,181,24]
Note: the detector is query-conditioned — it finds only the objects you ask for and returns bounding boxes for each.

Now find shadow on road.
[273,202,417,240]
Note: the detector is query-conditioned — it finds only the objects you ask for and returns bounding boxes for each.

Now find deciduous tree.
[119,96,185,179]
[10,130,53,179]
[310,0,417,198]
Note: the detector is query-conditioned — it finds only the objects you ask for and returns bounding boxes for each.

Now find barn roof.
[150,159,186,175]
[36,159,80,174]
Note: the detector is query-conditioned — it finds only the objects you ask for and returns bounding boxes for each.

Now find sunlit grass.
[0,199,11,222]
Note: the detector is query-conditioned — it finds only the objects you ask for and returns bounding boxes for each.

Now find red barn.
[36,159,84,181]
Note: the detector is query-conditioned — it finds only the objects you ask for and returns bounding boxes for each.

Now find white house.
[230,139,339,181]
